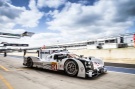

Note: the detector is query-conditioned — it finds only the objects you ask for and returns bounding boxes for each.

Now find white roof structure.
[0,31,34,39]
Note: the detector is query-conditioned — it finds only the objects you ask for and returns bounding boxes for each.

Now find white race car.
[23,49,107,78]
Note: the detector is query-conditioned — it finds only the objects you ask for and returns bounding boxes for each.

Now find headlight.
[85,61,92,67]
[88,62,91,65]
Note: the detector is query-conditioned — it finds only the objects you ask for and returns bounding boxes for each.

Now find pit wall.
[69,47,135,64]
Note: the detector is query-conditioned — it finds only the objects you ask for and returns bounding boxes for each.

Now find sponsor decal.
[59,65,63,68]
[80,67,84,72]
[51,62,58,71]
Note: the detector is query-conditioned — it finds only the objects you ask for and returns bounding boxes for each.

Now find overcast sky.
[0,0,135,47]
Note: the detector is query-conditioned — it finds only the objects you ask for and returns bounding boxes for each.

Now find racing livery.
[23,49,107,78]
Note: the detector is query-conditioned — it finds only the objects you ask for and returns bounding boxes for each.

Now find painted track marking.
[0,73,14,89]
[0,65,9,71]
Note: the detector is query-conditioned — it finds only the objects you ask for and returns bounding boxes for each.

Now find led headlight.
[85,61,91,67]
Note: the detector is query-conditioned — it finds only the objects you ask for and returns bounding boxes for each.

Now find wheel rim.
[65,61,78,75]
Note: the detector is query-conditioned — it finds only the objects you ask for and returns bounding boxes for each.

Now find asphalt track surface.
[0,55,135,89]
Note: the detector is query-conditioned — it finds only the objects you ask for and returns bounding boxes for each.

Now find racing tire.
[64,60,78,76]
[26,57,33,68]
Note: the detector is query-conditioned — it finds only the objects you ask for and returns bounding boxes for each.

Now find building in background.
[50,33,135,50]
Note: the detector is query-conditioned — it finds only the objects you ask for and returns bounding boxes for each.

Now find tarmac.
[0,55,135,89]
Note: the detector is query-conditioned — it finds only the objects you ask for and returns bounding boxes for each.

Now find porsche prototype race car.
[23,49,107,78]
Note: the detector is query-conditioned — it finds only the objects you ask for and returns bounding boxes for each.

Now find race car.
[23,49,107,78]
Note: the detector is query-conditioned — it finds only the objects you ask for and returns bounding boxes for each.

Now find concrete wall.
[69,47,135,64]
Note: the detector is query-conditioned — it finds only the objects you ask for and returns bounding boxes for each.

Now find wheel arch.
[27,57,32,60]
[64,59,76,67]
[64,59,78,76]
[64,58,86,78]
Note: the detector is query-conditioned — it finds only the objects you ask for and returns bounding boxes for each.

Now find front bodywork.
[84,57,107,77]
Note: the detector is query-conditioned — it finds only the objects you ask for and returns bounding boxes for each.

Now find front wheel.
[64,60,78,76]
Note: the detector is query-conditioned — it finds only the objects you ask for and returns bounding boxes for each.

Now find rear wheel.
[64,60,78,76]
[26,57,33,67]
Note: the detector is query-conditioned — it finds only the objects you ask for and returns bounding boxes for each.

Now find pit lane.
[0,55,135,89]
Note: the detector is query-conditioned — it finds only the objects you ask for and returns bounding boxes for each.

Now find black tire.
[64,60,78,76]
[26,57,33,67]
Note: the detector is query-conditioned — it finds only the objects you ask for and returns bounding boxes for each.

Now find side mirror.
[89,57,91,60]
[89,56,94,60]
